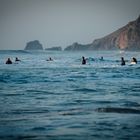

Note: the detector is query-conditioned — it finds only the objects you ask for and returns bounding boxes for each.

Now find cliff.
[45,46,62,51]
[65,16,140,51]
[24,40,43,50]
[91,15,140,50]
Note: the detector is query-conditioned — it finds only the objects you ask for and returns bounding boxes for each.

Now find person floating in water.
[47,57,53,61]
[6,58,12,64]
[121,57,125,66]
[131,57,137,64]
[99,56,104,61]
[82,56,86,65]
[15,57,21,62]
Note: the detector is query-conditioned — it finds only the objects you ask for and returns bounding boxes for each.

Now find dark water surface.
[0,50,140,140]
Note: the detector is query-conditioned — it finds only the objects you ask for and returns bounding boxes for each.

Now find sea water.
[0,50,140,140]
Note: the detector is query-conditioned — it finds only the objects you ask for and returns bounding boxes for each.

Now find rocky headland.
[64,16,140,51]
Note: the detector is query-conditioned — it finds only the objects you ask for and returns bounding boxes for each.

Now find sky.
[0,0,140,50]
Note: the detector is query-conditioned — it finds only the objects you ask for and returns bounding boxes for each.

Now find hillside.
[65,16,140,51]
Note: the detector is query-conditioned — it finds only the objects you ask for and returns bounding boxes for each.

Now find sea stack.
[24,40,43,50]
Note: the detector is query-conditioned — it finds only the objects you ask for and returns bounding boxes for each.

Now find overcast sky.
[0,0,140,50]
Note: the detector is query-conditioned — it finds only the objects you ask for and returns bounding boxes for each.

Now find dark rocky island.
[45,46,62,51]
[64,42,91,51]
[65,16,140,51]
[24,40,43,50]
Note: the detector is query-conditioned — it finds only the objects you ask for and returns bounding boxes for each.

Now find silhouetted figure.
[15,57,21,62]
[49,57,53,61]
[121,57,125,66]
[82,56,86,65]
[131,57,137,64]
[100,56,104,61]
[6,58,12,64]
[47,57,53,61]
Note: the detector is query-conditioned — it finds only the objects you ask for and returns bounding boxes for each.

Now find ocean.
[0,50,140,140]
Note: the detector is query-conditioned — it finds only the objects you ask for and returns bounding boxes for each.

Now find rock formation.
[24,40,43,50]
[64,42,91,51]
[91,15,140,50]
[65,16,140,51]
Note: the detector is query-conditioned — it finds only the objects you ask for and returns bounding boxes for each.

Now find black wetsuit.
[82,58,86,65]
[6,60,12,64]
[121,60,125,66]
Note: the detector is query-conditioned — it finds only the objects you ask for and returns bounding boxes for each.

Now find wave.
[31,127,46,131]
[73,88,97,92]
[9,109,50,114]
[0,50,30,54]
[0,135,38,140]
[96,107,140,114]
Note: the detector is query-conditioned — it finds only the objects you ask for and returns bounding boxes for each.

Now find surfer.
[100,56,104,61]
[6,58,12,64]
[15,57,21,62]
[131,57,137,64]
[121,57,125,66]
[82,56,86,65]
[47,57,53,61]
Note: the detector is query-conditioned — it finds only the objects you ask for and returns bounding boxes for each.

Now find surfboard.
[130,62,136,65]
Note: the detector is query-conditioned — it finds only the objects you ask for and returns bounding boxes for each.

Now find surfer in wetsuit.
[15,57,21,62]
[131,57,137,64]
[6,58,12,64]
[100,56,104,61]
[82,56,86,65]
[47,57,53,61]
[121,57,125,66]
